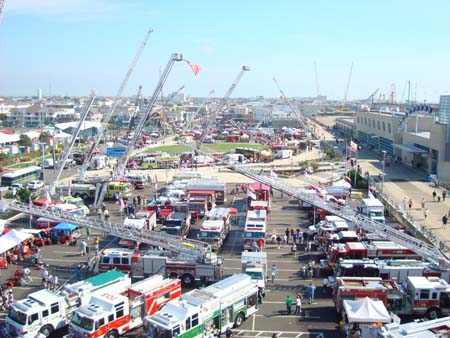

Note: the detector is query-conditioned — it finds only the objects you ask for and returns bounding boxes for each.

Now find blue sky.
[1,0,449,102]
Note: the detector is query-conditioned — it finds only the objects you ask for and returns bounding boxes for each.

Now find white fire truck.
[68,275,181,338]
[98,248,223,287]
[333,276,450,319]
[198,207,232,250]
[243,209,267,251]
[378,315,450,337]
[143,274,259,338]
[3,270,130,338]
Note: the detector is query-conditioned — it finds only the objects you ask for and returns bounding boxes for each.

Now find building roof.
[55,121,101,131]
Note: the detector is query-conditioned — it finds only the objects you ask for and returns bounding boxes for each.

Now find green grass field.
[144,145,191,154]
[201,143,269,153]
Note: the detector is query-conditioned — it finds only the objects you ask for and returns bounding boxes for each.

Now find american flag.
[187,60,201,76]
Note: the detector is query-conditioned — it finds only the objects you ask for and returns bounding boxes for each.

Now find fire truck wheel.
[105,330,119,338]
[40,324,54,337]
[426,307,441,319]
[181,274,194,287]
[234,313,245,327]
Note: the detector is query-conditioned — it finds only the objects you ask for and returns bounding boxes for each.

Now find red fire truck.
[327,241,421,265]
[247,182,271,210]
[333,277,403,314]
[68,274,181,338]
[98,248,223,287]
[198,207,232,251]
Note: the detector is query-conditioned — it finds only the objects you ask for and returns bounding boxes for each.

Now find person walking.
[433,190,437,201]
[292,228,297,244]
[285,228,290,244]
[276,235,282,249]
[80,239,87,256]
[308,283,316,304]
[443,190,447,201]
[424,208,429,219]
[408,198,413,209]
[295,295,302,315]
[285,295,293,315]
[421,197,426,209]
[271,264,277,283]
[41,268,48,288]
[86,227,90,240]
[402,197,407,210]
[291,243,297,257]
[443,214,448,229]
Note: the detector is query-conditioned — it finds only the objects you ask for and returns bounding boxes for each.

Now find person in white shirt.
[53,275,59,290]
[47,275,54,290]
[295,296,302,315]
[41,269,48,287]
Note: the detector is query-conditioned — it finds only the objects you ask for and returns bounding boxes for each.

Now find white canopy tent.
[0,229,32,254]
[333,179,352,189]
[343,297,391,323]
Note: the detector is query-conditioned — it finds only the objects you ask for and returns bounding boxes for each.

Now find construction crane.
[367,88,380,107]
[197,66,250,148]
[342,61,354,105]
[118,53,184,176]
[79,28,154,180]
[231,166,450,267]
[0,0,6,23]
[184,90,214,131]
[48,91,96,194]
[273,77,308,131]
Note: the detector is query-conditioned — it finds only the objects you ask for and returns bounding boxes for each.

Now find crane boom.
[48,91,96,194]
[0,0,6,23]
[343,61,354,105]
[198,66,250,147]
[273,77,308,131]
[185,90,214,131]
[118,53,184,176]
[79,28,154,179]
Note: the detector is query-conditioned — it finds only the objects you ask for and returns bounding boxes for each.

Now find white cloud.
[7,0,147,21]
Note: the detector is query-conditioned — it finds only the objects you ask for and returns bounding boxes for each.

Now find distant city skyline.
[1,0,449,103]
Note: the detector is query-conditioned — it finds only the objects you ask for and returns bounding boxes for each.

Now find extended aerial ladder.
[231,165,450,267]
[0,198,213,262]
[126,85,143,131]
[197,66,250,148]
[79,28,154,180]
[117,53,184,177]
[0,0,6,24]
[184,89,215,131]
[273,77,309,131]
[48,91,96,194]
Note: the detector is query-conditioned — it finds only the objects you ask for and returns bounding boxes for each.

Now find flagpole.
[354,148,358,187]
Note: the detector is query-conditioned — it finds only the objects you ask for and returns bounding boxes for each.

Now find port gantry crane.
[272,77,309,132]
[48,91,96,194]
[79,28,154,180]
[230,165,450,267]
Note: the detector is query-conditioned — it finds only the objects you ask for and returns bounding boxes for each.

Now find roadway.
[0,182,345,338]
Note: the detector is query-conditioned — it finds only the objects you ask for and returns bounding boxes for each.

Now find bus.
[0,166,43,187]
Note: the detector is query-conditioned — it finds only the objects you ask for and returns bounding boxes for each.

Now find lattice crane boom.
[79,28,154,179]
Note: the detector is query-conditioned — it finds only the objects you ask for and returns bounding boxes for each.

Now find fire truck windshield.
[199,231,220,239]
[244,232,265,239]
[8,308,27,325]
[71,312,94,331]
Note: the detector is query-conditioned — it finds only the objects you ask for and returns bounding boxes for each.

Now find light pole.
[381,150,387,195]
[39,142,46,184]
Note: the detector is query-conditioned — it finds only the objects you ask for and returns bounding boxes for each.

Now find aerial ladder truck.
[184,89,215,131]
[230,166,450,268]
[79,28,154,180]
[0,198,223,284]
[117,53,185,177]
[273,77,309,132]
[47,91,96,195]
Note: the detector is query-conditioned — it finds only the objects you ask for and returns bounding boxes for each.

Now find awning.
[393,144,428,154]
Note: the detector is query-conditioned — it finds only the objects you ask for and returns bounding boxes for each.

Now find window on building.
[364,117,367,126]
[377,121,380,130]
[388,123,391,134]
[373,120,375,128]
[382,122,385,131]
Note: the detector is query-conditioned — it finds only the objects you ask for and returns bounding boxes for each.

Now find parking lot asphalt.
[0,181,345,338]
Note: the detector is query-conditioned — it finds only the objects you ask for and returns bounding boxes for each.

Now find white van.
[360,198,385,223]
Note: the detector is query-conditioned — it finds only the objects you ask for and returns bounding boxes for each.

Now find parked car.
[27,180,44,191]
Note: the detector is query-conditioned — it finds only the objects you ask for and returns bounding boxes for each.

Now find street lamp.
[381,150,387,195]
[39,143,46,184]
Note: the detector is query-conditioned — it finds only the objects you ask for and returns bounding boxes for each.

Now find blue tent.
[51,223,79,241]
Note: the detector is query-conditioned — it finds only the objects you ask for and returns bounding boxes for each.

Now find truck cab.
[160,212,191,238]
[360,198,385,223]
[241,251,267,296]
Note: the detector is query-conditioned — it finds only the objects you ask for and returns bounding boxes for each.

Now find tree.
[0,113,7,122]
[39,131,52,144]
[18,134,32,147]
[16,188,36,203]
